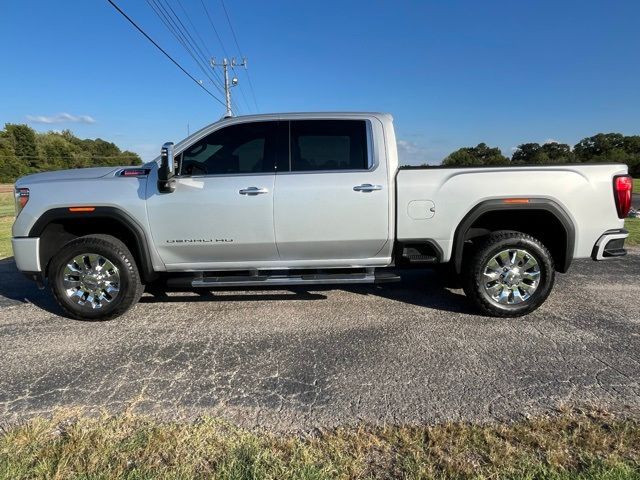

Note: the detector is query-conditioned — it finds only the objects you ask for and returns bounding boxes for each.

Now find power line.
[200,0,230,59]
[172,0,249,114]
[174,0,227,91]
[198,0,252,114]
[157,0,229,98]
[151,0,244,114]
[146,0,226,98]
[162,0,210,64]
[219,0,259,111]
[105,0,226,108]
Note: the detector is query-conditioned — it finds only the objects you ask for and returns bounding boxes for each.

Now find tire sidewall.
[50,239,135,320]
[471,235,554,316]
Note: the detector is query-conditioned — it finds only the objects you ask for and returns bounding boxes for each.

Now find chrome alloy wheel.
[62,253,120,310]
[482,249,540,305]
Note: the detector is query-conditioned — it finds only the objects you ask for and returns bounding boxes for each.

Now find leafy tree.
[574,133,640,176]
[0,124,142,182]
[442,143,509,166]
[511,143,540,164]
[623,136,640,176]
[119,150,143,166]
[0,130,22,181]
[512,142,574,164]
[0,138,28,183]
[442,134,639,176]
[574,133,625,162]
[90,138,121,158]
[4,124,39,170]
[36,133,85,170]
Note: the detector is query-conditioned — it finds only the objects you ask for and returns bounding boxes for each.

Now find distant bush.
[442,143,509,166]
[442,133,640,177]
[0,124,141,183]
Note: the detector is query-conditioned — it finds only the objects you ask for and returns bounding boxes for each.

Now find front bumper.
[591,229,628,260]
[11,237,41,272]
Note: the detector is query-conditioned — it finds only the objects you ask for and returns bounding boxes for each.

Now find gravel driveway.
[1,252,639,431]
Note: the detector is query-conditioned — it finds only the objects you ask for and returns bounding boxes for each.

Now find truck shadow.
[0,257,58,311]
[0,258,471,317]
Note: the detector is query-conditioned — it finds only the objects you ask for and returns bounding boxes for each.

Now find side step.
[399,244,439,265]
[402,254,438,264]
[168,270,401,288]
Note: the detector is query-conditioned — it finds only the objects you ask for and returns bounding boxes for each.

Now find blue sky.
[2,0,639,164]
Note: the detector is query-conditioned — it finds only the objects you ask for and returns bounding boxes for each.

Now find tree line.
[0,124,142,183]
[2,125,638,182]
[442,133,640,176]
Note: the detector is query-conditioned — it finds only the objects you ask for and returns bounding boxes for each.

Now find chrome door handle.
[353,183,382,192]
[239,186,269,195]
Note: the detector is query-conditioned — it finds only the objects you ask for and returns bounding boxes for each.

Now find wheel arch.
[29,207,156,282]
[452,198,576,275]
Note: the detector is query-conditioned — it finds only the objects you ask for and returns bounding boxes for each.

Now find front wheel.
[49,234,144,320]
[462,231,555,317]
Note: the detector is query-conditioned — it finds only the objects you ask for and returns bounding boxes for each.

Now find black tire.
[462,231,555,317]
[49,234,144,320]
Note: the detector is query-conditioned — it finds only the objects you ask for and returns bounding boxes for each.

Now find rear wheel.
[49,234,143,320]
[462,231,555,317]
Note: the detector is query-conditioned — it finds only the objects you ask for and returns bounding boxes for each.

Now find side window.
[290,120,368,172]
[180,121,277,176]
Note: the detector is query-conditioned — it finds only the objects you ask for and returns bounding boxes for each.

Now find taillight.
[14,188,29,216]
[613,175,633,219]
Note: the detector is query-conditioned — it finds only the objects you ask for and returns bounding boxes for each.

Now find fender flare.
[452,198,576,274]
[29,206,156,282]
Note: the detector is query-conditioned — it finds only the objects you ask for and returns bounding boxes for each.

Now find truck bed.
[396,163,627,263]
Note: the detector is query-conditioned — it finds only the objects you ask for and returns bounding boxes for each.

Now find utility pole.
[210,57,247,117]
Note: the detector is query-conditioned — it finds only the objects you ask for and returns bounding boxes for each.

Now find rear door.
[273,119,390,263]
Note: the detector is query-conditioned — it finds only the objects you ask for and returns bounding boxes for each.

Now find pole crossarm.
[211,57,247,117]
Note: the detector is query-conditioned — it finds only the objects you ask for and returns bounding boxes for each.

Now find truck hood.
[15,166,123,187]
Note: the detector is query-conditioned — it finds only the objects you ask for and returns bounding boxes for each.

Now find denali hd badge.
[166,239,233,243]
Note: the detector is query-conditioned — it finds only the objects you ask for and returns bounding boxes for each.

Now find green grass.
[626,218,640,246]
[0,407,638,479]
[0,188,14,258]
[634,178,639,192]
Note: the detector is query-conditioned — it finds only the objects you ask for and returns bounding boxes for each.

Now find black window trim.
[277,119,376,175]
[172,118,376,178]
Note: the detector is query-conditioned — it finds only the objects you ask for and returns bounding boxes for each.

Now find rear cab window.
[289,120,369,172]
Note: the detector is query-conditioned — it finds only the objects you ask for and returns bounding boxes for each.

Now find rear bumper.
[12,237,41,272]
[591,229,628,260]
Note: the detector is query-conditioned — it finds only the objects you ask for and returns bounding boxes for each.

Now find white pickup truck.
[11,113,633,320]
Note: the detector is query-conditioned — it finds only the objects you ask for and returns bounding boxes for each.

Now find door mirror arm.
[158,142,177,193]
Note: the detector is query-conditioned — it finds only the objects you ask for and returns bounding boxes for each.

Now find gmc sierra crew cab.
[11,112,634,320]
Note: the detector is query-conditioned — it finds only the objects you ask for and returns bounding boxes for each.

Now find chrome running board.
[187,271,400,288]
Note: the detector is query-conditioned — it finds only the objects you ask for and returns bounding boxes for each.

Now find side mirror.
[158,142,176,193]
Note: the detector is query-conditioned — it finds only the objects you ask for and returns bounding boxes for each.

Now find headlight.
[14,188,29,217]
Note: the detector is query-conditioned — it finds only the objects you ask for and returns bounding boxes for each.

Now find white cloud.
[26,112,96,124]
[544,138,559,144]
[396,139,440,166]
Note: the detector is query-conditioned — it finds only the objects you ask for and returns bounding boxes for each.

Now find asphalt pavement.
[1,252,639,431]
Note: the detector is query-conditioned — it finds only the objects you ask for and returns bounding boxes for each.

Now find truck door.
[147,121,281,269]
[273,119,390,263]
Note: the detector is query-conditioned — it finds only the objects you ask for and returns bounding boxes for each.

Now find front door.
[273,119,390,263]
[147,121,280,269]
